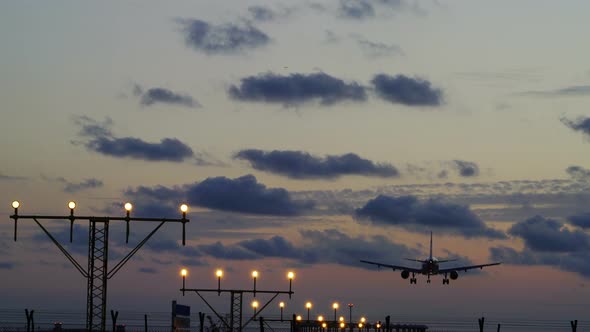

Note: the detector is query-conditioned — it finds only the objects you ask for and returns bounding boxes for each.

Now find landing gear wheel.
[410,278,417,284]
[443,279,449,285]
[427,279,431,284]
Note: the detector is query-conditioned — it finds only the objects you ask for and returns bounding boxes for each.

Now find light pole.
[287,271,294,299]
[252,271,258,297]
[279,302,284,321]
[348,304,354,324]
[333,302,339,322]
[306,302,312,321]
[252,300,259,317]
[181,268,188,296]
[216,269,223,295]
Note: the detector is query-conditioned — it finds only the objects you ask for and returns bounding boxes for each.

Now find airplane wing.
[438,262,501,273]
[436,259,458,263]
[360,260,422,273]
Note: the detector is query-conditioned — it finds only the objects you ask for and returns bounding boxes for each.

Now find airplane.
[360,232,501,285]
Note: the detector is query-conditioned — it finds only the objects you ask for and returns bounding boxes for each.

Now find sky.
[2,0,590,325]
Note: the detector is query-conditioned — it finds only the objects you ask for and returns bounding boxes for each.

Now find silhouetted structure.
[10,201,190,332]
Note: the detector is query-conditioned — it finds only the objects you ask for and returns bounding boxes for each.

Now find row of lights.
[11,201,189,216]
[180,269,295,298]
[294,315,375,329]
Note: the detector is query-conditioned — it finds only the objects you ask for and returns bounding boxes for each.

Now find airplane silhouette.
[360,232,501,284]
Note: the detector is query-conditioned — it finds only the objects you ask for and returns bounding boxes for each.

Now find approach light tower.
[181,269,295,332]
[10,200,190,332]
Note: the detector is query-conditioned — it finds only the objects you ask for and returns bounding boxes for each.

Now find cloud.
[491,245,590,278]
[508,215,589,252]
[520,85,590,97]
[180,259,208,266]
[337,0,424,20]
[562,117,590,137]
[73,116,195,162]
[228,72,367,106]
[339,0,375,19]
[248,6,276,21]
[371,74,443,106]
[198,241,260,260]
[0,172,26,181]
[566,165,590,181]
[134,85,200,108]
[185,175,314,215]
[354,195,506,238]
[188,229,420,268]
[356,38,404,58]
[179,19,270,54]
[0,262,16,269]
[138,267,157,274]
[51,177,103,193]
[568,213,590,229]
[126,175,314,216]
[234,149,399,179]
[452,160,480,177]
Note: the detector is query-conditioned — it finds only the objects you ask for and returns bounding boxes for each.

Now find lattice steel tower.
[10,201,190,332]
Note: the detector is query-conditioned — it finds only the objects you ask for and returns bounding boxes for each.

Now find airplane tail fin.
[429,231,433,260]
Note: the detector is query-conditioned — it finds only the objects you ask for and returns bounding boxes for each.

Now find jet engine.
[450,271,459,280]
[401,270,410,279]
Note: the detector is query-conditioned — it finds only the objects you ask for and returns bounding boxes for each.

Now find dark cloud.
[298,229,420,267]
[490,246,590,277]
[249,6,274,21]
[246,5,294,22]
[568,213,590,229]
[239,236,303,258]
[73,116,195,162]
[134,85,199,108]
[180,259,208,266]
[126,175,314,216]
[520,85,590,97]
[186,175,314,215]
[0,262,16,269]
[198,241,260,260]
[138,267,157,274]
[452,160,480,177]
[228,72,367,106]
[337,0,423,20]
[234,149,399,179]
[179,19,270,54]
[355,195,506,238]
[508,215,589,252]
[62,178,103,193]
[187,229,420,268]
[0,172,26,181]
[566,165,590,181]
[561,117,590,137]
[356,38,404,58]
[371,74,443,106]
[339,0,375,19]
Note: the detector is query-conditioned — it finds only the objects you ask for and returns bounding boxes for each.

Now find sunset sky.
[2,0,590,323]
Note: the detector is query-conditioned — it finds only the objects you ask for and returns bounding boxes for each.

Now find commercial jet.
[360,232,501,284]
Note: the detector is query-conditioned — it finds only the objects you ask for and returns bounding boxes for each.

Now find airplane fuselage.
[421,260,439,275]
